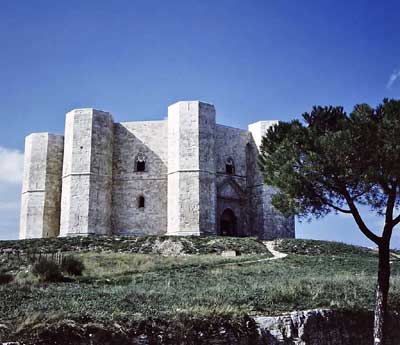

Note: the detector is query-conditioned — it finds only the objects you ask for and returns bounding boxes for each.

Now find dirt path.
[212,241,288,268]
[263,241,288,260]
[390,251,400,260]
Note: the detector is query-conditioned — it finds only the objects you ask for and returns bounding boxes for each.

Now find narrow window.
[138,196,145,208]
[226,158,235,175]
[137,161,145,172]
[136,153,146,172]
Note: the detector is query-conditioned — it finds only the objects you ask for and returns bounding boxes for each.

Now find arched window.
[138,195,145,208]
[225,158,235,175]
[136,153,146,172]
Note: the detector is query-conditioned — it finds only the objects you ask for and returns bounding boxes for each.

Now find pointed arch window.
[225,157,235,175]
[136,153,146,172]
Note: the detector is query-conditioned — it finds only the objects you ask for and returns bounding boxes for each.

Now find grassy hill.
[1,236,400,344]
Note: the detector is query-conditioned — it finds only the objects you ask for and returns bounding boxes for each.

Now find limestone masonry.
[19,101,295,239]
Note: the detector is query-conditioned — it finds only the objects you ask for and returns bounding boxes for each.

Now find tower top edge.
[168,100,215,108]
[66,108,113,118]
[25,132,64,139]
[248,120,279,126]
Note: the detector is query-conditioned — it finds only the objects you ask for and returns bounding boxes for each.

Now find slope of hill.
[0,236,400,344]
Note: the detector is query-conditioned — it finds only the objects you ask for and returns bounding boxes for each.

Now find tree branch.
[378,179,391,195]
[393,214,400,227]
[304,181,352,214]
[383,182,397,242]
[342,188,381,244]
[351,190,367,201]
[385,183,397,227]
[324,200,352,214]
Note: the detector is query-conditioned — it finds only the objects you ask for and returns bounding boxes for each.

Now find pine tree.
[259,99,400,344]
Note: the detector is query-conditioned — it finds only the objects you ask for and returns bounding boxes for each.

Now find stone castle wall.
[59,109,114,237]
[19,101,295,239]
[20,133,64,239]
[167,101,217,236]
[112,120,168,235]
[215,125,250,236]
[248,121,295,240]
[197,102,217,235]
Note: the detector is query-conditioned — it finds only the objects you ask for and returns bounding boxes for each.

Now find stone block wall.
[112,121,168,235]
[59,109,114,237]
[248,120,295,240]
[215,125,250,236]
[254,309,400,345]
[167,101,217,236]
[198,102,217,235]
[248,120,278,149]
[215,125,249,177]
[20,133,64,238]
[20,101,295,240]
[261,185,295,239]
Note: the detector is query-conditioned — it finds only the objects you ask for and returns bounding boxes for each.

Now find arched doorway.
[220,208,237,236]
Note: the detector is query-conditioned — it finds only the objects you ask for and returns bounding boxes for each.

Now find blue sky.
[1,0,400,247]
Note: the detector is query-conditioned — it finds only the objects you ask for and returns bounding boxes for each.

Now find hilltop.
[1,236,400,344]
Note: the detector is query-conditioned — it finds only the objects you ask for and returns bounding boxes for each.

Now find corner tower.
[167,101,217,235]
[20,133,64,238]
[59,109,114,236]
[248,120,295,239]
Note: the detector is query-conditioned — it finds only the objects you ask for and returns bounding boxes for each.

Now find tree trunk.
[373,241,391,344]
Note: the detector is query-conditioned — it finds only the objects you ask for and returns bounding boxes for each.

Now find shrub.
[32,258,63,282]
[14,269,38,285]
[0,270,13,285]
[61,255,85,276]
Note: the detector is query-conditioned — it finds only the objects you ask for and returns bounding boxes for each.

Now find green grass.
[275,238,376,256]
[79,252,271,280]
[0,235,270,275]
[0,235,269,255]
[1,237,400,343]
[3,254,394,321]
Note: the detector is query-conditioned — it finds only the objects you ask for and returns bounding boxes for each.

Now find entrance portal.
[220,208,237,236]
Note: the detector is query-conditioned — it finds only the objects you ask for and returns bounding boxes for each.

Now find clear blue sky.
[1,0,400,247]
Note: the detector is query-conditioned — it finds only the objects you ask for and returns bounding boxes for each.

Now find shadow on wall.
[217,177,248,237]
[111,122,168,236]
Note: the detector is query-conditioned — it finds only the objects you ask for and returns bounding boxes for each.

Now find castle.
[19,101,295,239]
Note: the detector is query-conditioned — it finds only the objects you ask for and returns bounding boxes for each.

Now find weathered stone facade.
[20,133,64,239]
[19,100,295,239]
